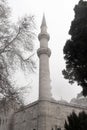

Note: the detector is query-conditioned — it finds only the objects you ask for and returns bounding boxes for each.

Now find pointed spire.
[41,14,47,28]
[38,14,50,41]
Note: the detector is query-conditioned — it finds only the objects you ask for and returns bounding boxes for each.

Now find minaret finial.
[41,13,47,28]
[38,14,50,41]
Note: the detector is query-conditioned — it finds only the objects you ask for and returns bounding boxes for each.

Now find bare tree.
[0,0,36,105]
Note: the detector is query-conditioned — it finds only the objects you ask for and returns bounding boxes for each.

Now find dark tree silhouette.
[65,111,87,130]
[0,0,36,104]
[63,0,87,96]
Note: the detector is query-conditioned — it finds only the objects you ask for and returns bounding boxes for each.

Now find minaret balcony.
[38,32,50,41]
[37,48,51,57]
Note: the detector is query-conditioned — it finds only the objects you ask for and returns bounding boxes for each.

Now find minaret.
[37,14,52,100]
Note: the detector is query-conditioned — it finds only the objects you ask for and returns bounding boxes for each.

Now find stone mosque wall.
[5,100,86,130]
[13,101,38,130]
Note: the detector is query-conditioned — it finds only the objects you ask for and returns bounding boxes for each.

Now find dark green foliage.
[63,0,87,96]
[65,111,87,130]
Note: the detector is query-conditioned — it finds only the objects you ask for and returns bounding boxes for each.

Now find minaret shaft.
[37,15,52,100]
[39,54,51,100]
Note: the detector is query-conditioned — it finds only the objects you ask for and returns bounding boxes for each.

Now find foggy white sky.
[7,0,82,103]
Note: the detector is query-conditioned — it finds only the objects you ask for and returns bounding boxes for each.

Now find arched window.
[55,125,57,130]
[3,119,4,124]
[54,125,61,130]
[0,118,1,125]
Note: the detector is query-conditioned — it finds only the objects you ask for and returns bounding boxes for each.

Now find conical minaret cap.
[41,14,47,28]
[38,14,50,41]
